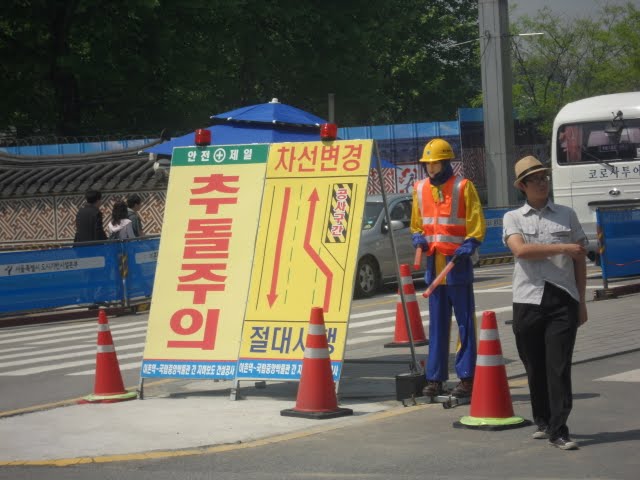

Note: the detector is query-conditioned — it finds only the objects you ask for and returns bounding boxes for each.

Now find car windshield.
[362,202,384,230]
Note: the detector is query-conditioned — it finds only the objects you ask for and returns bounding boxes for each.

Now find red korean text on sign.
[273,143,363,174]
[167,173,240,350]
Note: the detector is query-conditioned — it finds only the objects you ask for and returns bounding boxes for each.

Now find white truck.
[551,92,640,262]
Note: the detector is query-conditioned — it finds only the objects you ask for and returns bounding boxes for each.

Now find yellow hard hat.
[420,138,455,163]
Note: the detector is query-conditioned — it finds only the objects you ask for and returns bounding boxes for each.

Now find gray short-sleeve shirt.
[502,200,587,304]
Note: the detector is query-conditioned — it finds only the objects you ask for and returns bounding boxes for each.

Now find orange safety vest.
[415,175,468,256]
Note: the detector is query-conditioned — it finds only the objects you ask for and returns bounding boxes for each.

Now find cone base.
[280,407,353,420]
[78,390,138,404]
[384,340,429,348]
[454,416,532,431]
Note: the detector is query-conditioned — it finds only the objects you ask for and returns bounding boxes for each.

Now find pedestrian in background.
[74,189,107,244]
[503,155,588,451]
[410,138,486,399]
[107,201,136,240]
[126,194,144,237]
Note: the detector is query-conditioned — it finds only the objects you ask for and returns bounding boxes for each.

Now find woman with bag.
[106,201,136,240]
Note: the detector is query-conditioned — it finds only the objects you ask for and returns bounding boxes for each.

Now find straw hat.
[513,155,550,187]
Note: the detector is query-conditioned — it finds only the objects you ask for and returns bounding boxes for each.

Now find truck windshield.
[556,119,640,164]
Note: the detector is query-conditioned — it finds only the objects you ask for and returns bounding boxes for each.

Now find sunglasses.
[524,174,550,185]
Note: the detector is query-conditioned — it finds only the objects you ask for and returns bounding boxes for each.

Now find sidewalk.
[1,291,638,465]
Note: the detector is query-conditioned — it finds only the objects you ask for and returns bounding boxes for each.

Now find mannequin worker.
[410,138,486,398]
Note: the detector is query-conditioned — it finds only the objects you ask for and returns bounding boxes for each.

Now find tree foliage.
[510,2,640,136]
[0,0,479,139]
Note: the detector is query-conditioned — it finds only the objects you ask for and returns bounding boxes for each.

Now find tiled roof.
[0,140,168,198]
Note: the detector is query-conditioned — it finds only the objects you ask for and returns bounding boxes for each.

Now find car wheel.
[354,256,380,298]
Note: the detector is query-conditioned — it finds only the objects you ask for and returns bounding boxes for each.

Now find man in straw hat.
[503,155,588,450]
[410,138,486,399]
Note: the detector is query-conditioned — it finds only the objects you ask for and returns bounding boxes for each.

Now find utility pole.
[478,0,518,207]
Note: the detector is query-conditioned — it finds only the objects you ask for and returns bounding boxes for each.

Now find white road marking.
[594,369,640,382]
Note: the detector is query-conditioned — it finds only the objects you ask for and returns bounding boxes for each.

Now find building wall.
[0,191,166,248]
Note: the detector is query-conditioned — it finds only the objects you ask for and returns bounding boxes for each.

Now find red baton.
[422,256,458,298]
[413,248,422,270]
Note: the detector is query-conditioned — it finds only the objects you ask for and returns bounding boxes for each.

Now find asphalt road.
[0,262,603,413]
[1,350,637,479]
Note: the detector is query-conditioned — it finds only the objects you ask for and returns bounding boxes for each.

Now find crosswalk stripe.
[594,369,640,382]
[349,309,396,319]
[70,361,142,376]
[348,315,397,328]
[28,325,148,345]
[0,342,146,369]
[0,321,147,345]
[346,335,391,346]
[0,321,96,340]
[1,352,142,376]
[0,342,92,361]
[0,346,37,356]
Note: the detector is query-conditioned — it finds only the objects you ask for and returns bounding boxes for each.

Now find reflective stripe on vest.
[419,176,468,256]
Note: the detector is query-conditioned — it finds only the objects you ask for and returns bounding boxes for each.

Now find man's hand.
[578,301,588,327]
[563,243,587,260]
[412,233,428,251]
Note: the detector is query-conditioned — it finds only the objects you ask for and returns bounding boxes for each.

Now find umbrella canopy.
[143,99,327,157]
[213,98,326,126]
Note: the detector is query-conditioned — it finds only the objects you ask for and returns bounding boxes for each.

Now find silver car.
[354,193,425,297]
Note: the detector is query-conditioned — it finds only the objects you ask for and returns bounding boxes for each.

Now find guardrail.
[0,237,159,315]
[477,207,512,262]
[596,205,640,296]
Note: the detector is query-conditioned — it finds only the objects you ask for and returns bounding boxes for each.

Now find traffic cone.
[78,308,137,404]
[455,311,530,430]
[384,264,428,348]
[281,307,353,419]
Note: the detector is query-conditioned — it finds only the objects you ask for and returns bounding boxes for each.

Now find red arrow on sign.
[267,187,291,307]
[303,188,333,312]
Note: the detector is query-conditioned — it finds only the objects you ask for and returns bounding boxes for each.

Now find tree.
[0,0,480,139]
[510,2,640,137]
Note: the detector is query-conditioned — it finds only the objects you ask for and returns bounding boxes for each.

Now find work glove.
[412,233,428,251]
[454,238,481,259]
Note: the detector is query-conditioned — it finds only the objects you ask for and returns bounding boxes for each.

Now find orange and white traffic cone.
[78,308,137,404]
[385,264,428,348]
[281,307,353,419]
[455,311,530,430]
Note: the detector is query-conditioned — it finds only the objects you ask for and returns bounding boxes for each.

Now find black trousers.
[512,282,579,439]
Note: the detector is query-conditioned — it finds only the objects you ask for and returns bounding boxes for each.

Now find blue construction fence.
[597,206,640,284]
[478,207,512,258]
[0,237,159,314]
[0,207,511,316]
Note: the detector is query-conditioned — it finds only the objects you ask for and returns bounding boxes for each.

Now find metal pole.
[373,142,422,374]
[479,0,518,207]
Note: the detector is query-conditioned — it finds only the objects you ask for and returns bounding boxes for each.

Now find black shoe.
[422,381,444,397]
[532,426,549,439]
[450,377,473,398]
[549,436,578,450]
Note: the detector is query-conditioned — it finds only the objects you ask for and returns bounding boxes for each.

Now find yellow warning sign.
[236,140,372,381]
[141,144,269,380]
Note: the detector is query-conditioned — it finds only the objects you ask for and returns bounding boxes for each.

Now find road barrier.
[595,205,640,298]
[0,237,159,315]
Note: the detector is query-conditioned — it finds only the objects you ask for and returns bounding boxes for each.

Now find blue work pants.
[426,284,477,382]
